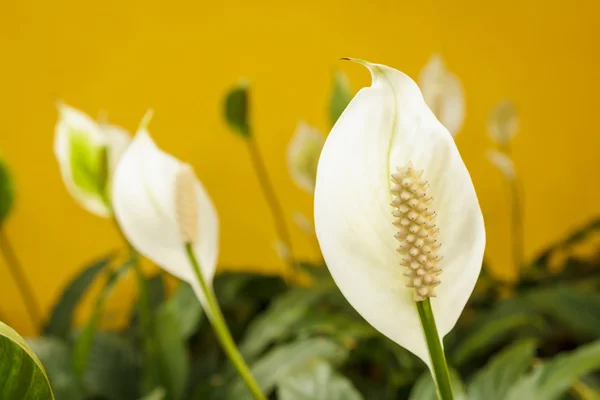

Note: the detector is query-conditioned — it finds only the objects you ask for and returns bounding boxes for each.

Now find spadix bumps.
[314,59,485,365]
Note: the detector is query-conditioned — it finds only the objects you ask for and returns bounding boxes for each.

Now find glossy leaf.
[278,360,363,400]
[83,332,139,400]
[165,281,203,339]
[0,321,54,399]
[228,338,348,397]
[467,340,536,400]
[72,260,131,379]
[28,336,83,400]
[506,339,600,400]
[409,369,466,400]
[44,254,114,338]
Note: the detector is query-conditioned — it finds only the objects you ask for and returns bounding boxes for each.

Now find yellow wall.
[1,0,599,335]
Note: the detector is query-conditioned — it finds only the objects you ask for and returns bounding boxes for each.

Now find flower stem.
[501,143,524,272]
[184,243,265,400]
[416,298,454,400]
[246,137,296,275]
[0,228,41,332]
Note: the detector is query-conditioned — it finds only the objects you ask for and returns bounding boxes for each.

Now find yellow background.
[1,0,599,335]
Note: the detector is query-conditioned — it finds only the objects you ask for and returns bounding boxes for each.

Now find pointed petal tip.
[138,109,155,131]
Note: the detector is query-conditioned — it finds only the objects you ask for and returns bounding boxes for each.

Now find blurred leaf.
[140,387,166,400]
[83,332,139,400]
[409,369,466,400]
[0,156,15,225]
[293,313,376,346]
[0,321,54,399]
[278,359,363,400]
[72,260,131,379]
[514,339,600,400]
[227,338,349,398]
[451,299,543,366]
[533,218,600,266]
[28,336,83,400]
[224,82,251,137]
[527,287,600,339]
[240,286,327,360]
[152,301,189,400]
[329,70,352,127]
[467,340,536,400]
[44,254,114,338]
[130,273,167,328]
[166,281,203,339]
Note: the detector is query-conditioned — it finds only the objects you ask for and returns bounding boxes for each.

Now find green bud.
[224,81,251,138]
[0,155,15,226]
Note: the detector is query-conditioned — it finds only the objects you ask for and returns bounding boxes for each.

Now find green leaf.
[140,387,166,400]
[0,156,15,225]
[44,254,114,338]
[329,70,352,127]
[240,286,327,360]
[513,339,600,400]
[28,336,83,400]
[82,332,139,400]
[152,301,190,400]
[527,287,600,339]
[72,260,131,379]
[278,359,363,400]
[227,338,349,398]
[409,369,466,400]
[0,321,54,399]
[467,340,536,400]
[224,82,251,137]
[69,129,109,198]
[165,281,203,339]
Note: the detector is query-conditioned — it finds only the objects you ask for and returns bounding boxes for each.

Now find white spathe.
[112,129,219,297]
[419,54,465,137]
[54,103,131,217]
[314,59,485,366]
[287,121,325,193]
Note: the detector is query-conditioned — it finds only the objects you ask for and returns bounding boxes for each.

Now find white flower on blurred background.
[54,103,130,217]
[419,54,465,137]
[314,59,485,365]
[487,149,516,181]
[287,121,325,193]
[112,124,219,300]
[488,99,519,145]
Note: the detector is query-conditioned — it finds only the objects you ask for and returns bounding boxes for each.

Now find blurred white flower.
[273,240,290,262]
[54,103,130,216]
[487,150,516,181]
[112,127,219,302]
[314,59,485,365]
[287,121,325,193]
[419,54,465,137]
[488,100,519,145]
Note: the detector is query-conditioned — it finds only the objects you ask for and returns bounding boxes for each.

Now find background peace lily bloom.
[54,103,130,217]
[314,59,485,383]
[112,127,265,400]
[488,99,519,145]
[287,120,325,193]
[419,54,466,137]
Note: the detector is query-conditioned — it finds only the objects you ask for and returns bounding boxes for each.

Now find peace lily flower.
[488,99,519,145]
[287,121,325,193]
[419,54,465,137]
[111,120,264,400]
[54,103,130,217]
[314,59,485,397]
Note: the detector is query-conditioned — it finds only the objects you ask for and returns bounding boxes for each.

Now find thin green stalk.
[0,228,41,332]
[416,299,454,400]
[246,137,296,275]
[185,243,265,400]
[500,143,524,271]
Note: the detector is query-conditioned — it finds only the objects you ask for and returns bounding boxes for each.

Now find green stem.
[500,143,524,272]
[416,299,454,400]
[185,243,265,400]
[246,137,296,275]
[0,228,41,332]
